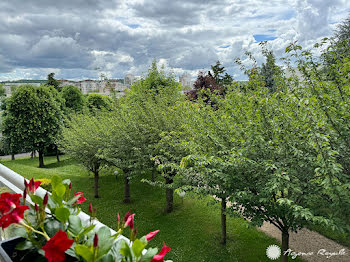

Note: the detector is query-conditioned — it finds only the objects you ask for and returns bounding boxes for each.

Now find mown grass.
[1,156,305,262]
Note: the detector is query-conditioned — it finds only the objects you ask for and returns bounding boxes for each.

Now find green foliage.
[1,156,292,262]
[0,85,6,98]
[61,85,86,113]
[87,94,112,111]
[260,44,283,93]
[103,60,184,207]
[59,113,111,174]
[210,60,233,87]
[47,72,61,91]
[2,85,63,166]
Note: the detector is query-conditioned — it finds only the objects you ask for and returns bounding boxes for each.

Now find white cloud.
[0,0,349,81]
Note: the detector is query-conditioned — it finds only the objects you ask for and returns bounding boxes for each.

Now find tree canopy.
[61,85,85,113]
[2,85,63,167]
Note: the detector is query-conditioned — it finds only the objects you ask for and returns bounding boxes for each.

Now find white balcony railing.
[0,163,130,244]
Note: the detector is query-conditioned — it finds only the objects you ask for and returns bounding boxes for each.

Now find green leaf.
[75,244,94,262]
[55,207,70,223]
[109,240,124,262]
[96,227,114,258]
[54,184,66,198]
[97,226,111,242]
[44,219,62,237]
[132,239,146,258]
[68,215,83,237]
[51,192,63,206]
[79,224,96,236]
[119,240,132,259]
[51,175,62,190]
[66,194,81,205]
[30,195,43,206]
[139,236,147,246]
[141,248,158,262]
[97,254,114,262]
[16,240,33,250]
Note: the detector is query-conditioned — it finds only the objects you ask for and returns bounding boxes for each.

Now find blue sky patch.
[219,45,230,48]
[127,24,140,29]
[253,34,277,42]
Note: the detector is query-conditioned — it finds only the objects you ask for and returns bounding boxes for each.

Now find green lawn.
[1,156,305,262]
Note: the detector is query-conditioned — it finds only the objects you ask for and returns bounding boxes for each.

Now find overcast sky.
[0,0,349,81]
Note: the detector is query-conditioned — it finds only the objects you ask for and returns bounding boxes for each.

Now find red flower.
[42,230,74,262]
[0,205,29,229]
[124,209,131,222]
[145,230,159,242]
[151,244,171,262]
[124,214,135,229]
[0,193,21,214]
[43,193,49,206]
[74,192,87,204]
[26,178,41,193]
[93,233,99,248]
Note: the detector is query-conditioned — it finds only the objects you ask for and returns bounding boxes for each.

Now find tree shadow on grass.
[43,158,76,169]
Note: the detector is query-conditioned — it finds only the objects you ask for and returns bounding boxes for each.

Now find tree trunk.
[11,154,15,161]
[165,176,174,213]
[221,198,227,245]
[281,230,289,262]
[123,175,130,203]
[31,151,33,159]
[56,146,60,162]
[94,170,99,198]
[38,149,44,168]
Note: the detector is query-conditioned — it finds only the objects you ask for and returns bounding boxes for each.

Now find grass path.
[0,156,306,262]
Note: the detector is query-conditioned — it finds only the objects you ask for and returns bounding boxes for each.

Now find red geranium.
[0,205,29,229]
[42,230,74,262]
[0,192,21,213]
[145,230,159,242]
[151,244,171,262]
[74,192,87,204]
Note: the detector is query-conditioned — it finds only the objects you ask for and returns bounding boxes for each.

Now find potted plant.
[0,176,171,262]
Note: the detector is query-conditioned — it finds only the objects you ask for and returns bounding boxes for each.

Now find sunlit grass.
[1,156,305,262]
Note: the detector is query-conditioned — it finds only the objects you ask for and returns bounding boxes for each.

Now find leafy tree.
[47,73,61,92]
[61,85,85,113]
[176,98,244,244]
[0,85,6,98]
[87,94,112,111]
[260,44,283,93]
[2,85,63,167]
[60,113,112,198]
[105,61,183,209]
[335,14,350,45]
[210,61,233,88]
[186,71,223,104]
[321,14,350,82]
[210,61,225,82]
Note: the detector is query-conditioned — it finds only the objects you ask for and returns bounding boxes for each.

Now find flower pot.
[0,237,27,262]
[0,237,78,262]
[0,237,49,262]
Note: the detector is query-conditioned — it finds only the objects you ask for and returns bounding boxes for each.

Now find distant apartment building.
[179,73,193,89]
[124,74,135,87]
[1,82,42,97]
[59,75,136,97]
[1,73,196,97]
